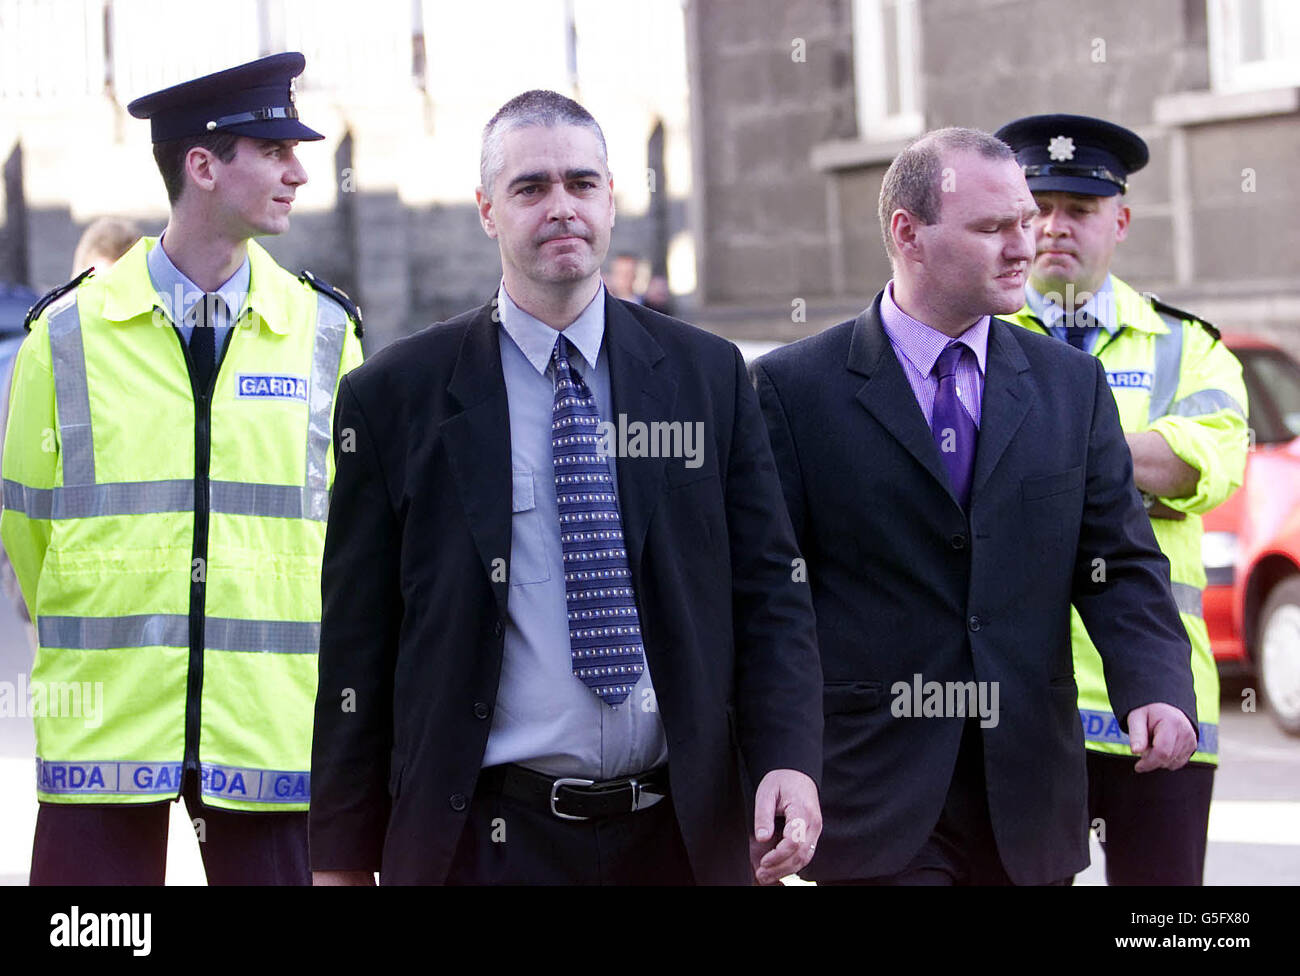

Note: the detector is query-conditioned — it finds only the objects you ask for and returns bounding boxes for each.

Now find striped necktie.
[551,335,646,707]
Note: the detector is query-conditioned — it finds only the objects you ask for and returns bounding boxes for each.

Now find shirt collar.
[1025,274,1119,335]
[497,281,606,377]
[880,280,989,377]
[147,234,251,326]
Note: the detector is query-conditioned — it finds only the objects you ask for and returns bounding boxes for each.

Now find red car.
[1203,334,1300,735]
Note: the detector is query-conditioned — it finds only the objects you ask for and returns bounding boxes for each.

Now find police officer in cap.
[2,53,364,884]
[996,114,1248,884]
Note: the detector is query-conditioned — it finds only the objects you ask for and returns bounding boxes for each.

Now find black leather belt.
[479,764,670,821]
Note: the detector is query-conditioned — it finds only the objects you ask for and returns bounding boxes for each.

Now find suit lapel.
[849,295,959,506]
[970,318,1032,496]
[441,299,513,617]
[604,295,677,576]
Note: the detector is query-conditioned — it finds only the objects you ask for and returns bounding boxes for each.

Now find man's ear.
[1114,200,1131,244]
[608,175,616,228]
[186,147,218,194]
[475,186,498,239]
[891,208,922,260]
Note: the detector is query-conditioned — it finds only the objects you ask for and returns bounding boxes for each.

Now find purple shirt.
[879,281,988,428]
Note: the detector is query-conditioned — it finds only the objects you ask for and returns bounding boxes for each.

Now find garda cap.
[126,52,324,144]
[995,113,1148,197]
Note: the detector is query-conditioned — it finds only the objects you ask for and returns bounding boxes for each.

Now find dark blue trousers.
[29,769,309,885]
[1086,749,1215,885]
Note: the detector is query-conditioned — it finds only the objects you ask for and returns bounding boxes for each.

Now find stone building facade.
[686,0,1300,344]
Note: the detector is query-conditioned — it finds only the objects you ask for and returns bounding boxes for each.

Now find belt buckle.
[549,777,595,821]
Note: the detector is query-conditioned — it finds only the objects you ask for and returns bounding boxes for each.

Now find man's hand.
[750,769,821,885]
[312,869,377,886]
[1146,499,1187,521]
[1126,431,1199,499]
[1126,702,1198,772]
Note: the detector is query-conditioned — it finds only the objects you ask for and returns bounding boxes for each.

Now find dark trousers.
[834,720,1069,886]
[1086,750,1215,885]
[444,765,696,885]
[29,769,309,885]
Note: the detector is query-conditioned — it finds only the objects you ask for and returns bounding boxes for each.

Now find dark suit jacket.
[750,293,1197,884]
[310,293,822,884]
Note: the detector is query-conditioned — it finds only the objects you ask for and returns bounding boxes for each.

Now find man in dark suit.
[751,127,1198,885]
[309,90,822,885]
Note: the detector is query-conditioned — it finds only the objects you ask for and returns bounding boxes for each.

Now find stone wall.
[689,0,1300,342]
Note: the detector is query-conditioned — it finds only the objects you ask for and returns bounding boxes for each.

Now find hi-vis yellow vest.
[1,237,363,810]
[1006,276,1248,765]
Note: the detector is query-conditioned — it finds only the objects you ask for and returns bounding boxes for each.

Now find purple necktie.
[931,342,977,508]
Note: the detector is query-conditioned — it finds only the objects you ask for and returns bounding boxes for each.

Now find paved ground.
[2,593,1296,885]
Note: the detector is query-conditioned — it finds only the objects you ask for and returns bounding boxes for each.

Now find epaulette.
[1146,293,1221,342]
[299,270,363,339]
[24,268,94,333]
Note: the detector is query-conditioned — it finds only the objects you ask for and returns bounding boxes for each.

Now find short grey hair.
[480,90,609,197]
[878,127,1014,258]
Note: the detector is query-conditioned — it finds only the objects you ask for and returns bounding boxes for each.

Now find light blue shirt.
[483,281,670,780]
[146,236,249,362]
[1025,274,1120,354]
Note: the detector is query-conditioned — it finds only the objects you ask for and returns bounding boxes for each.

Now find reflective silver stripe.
[209,480,328,521]
[2,479,30,514]
[36,759,184,795]
[1147,312,1185,423]
[203,617,319,653]
[35,759,311,799]
[39,613,189,649]
[46,297,95,485]
[3,478,194,518]
[1169,388,1246,419]
[38,613,318,652]
[199,762,310,802]
[2,478,329,521]
[1079,709,1218,755]
[304,293,349,521]
[1171,581,1203,618]
[3,479,44,516]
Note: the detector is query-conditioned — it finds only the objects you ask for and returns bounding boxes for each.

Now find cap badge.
[1048,135,1075,162]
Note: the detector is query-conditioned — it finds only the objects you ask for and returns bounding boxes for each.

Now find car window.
[1237,347,1300,444]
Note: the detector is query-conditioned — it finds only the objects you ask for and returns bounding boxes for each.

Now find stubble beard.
[533,241,599,286]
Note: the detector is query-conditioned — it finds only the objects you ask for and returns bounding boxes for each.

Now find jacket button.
[950,534,966,550]
[493,620,504,639]
[968,615,982,632]
[473,701,490,720]
[449,793,467,811]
